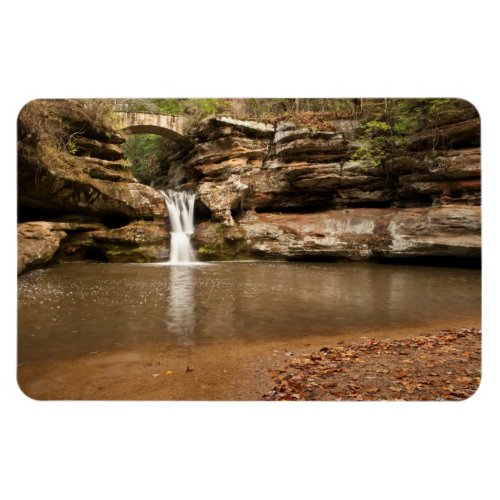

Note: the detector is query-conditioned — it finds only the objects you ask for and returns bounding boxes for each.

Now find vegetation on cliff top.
[352,98,478,170]
[18,97,478,186]
[118,98,478,184]
[18,99,116,150]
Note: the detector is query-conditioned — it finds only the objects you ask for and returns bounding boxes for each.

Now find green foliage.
[351,99,471,169]
[197,98,225,115]
[151,99,189,115]
[364,120,391,135]
[394,98,470,128]
[122,134,166,184]
[66,134,80,155]
[117,98,227,118]
[353,120,399,169]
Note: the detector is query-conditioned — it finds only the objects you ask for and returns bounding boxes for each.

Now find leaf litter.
[262,328,481,401]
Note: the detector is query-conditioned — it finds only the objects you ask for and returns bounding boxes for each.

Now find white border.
[2,1,498,499]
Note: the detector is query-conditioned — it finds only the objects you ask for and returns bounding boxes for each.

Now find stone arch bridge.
[115,111,193,148]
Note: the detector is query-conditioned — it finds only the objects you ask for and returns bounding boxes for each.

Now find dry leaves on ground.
[263,328,481,401]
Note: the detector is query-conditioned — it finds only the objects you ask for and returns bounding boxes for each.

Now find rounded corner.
[17,98,43,122]
[453,97,481,123]
[458,372,482,402]
[16,373,44,402]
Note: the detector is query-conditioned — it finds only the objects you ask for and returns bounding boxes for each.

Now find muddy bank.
[17,324,480,401]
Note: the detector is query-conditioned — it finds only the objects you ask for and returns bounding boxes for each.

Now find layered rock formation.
[18,100,481,273]
[195,206,480,261]
[163,107,480,263]
[18,101,169,274]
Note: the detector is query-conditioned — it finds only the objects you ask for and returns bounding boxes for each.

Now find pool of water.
[18,261,481,363]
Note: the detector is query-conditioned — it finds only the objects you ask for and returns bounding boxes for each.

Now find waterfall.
[160,189,197,264]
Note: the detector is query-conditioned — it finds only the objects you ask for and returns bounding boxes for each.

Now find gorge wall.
[17,100,481,274]
[161,107,480,264]
[17,101,169,274]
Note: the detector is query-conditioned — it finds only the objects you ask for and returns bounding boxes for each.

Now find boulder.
[18,222,68,274]
[197,176,250,225]
[17,220,105,274]
[92,222,170,262]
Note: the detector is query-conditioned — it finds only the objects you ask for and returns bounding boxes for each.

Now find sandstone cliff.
[160,106,480,263]
[17,100,169,274]
[17,100,481,273]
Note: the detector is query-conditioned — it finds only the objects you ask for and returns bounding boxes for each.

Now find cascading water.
[160,189,197,264]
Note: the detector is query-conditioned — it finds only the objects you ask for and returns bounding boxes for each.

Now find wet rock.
[17,222,68,274]
[17,220,106,274]
[387,206,480,258]
[92,222,170,262]
[194,206,480,261]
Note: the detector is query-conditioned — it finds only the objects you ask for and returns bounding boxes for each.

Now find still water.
[18,261,481,363]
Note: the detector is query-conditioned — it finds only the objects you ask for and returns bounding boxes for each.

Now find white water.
[160,189,197,264]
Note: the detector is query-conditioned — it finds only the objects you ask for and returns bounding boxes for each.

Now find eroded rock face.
[18,222,67,274]
[92,222,169,262]
[406,118,480,151]
[176,113,480,262]
[17,220,106,274]
[18,146,166,220]
[194,206,480,261]
[18,103,170,273]
[394,148,481,206]
[74,137,125,161]
[170,115,480,228]
[18,105,481,271]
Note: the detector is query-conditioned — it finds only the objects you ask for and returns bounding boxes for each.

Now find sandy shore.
[17,319,481,401]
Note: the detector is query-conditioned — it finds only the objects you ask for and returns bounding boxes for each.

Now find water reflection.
[18,261,481,362]
[165,266,196,345]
